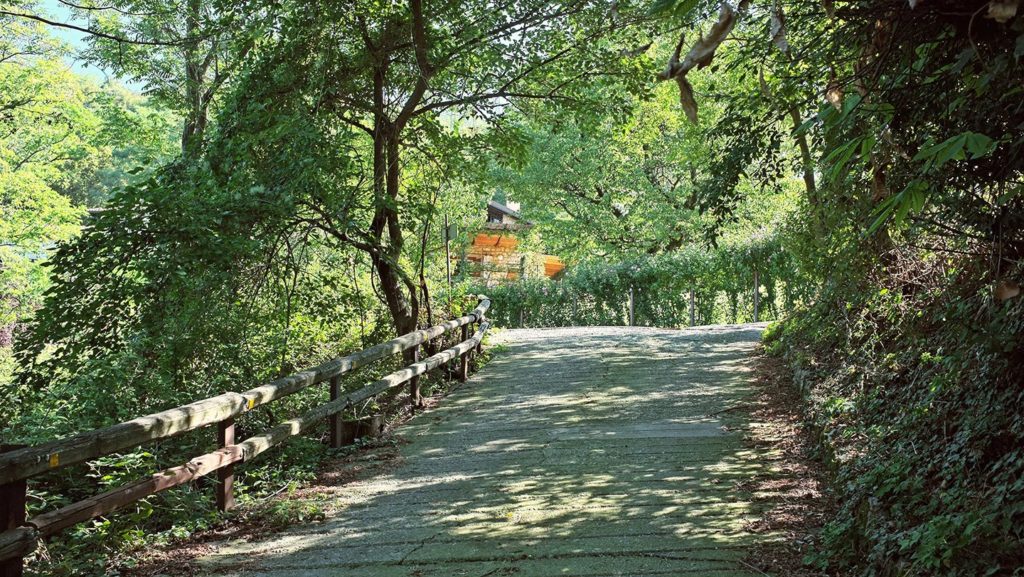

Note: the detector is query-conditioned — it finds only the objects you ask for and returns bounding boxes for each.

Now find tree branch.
[0,9,184,46]
[395,0,434,129]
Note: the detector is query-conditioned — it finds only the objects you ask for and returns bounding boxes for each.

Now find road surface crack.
[398,530,442,565]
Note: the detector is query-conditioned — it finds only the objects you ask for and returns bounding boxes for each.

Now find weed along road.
[198,325,781,576]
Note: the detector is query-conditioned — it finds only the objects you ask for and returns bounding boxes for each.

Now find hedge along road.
[197,324,782,577]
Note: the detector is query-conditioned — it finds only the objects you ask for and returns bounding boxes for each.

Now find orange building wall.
[464,232,564,286]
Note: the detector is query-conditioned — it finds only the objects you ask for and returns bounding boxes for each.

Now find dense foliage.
[3,0,1023,575]
[766,259,1024,575]
[1,10,178,388]
[659,1,1024,574]
[1,1,658,574]
[501,0,1024,573]
[484,235,803,328]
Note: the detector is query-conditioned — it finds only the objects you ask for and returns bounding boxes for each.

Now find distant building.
[462,200,565,287]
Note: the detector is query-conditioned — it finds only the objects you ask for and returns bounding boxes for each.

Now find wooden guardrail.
[0,297,491,575]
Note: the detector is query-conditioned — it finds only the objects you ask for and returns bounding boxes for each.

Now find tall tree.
[11,0,652,420]
[226,0,653,337]
[488,71,742,259]
[1,0,268,152]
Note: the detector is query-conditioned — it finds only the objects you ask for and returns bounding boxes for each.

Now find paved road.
[199,325,780,576]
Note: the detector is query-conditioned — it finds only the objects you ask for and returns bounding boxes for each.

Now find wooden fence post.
[689,290,696,327]
[753,269,760,323]
[1,445,27,577]
[0,299,493,555]
[459,324,469,382]
[444,214,452,309]
[409,346,421,411]
[329,375,342,447]
[628,286,635,327]
[475,317,483,355]
[215,419,235,512]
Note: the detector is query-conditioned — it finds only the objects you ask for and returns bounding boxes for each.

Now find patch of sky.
[39,0,144,92]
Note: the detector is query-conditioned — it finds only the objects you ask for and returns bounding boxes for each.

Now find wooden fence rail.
[0,297,491,575]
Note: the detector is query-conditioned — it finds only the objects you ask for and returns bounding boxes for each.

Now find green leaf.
[794,114,817,137]
[648,0,700,18]
[838,93,863,122]
[935,133,968,166]
[866,180,929,235]
[867,194,898,235]
[997,184,1022,206]
[822,137,863,179]
[964,132,994,159]
[913,134,962,170]
[860,134,876,159]
[913,132,994,173]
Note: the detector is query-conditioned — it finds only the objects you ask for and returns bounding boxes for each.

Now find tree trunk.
[788,106,825,236]
[689,289,695,326]
[789,107,817,199]
[364,13,432,353]
[752,269,760,322]
[375,257,416,335]
[369,123,418,352]
[181,0,206,153]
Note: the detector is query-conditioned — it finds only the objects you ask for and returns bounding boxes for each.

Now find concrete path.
[199,324,780,576]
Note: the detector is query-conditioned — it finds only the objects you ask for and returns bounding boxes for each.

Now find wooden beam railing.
[0,296,491,574]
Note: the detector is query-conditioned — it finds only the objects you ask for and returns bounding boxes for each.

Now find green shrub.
[774,255,1024,576]
[476,238,811,328]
